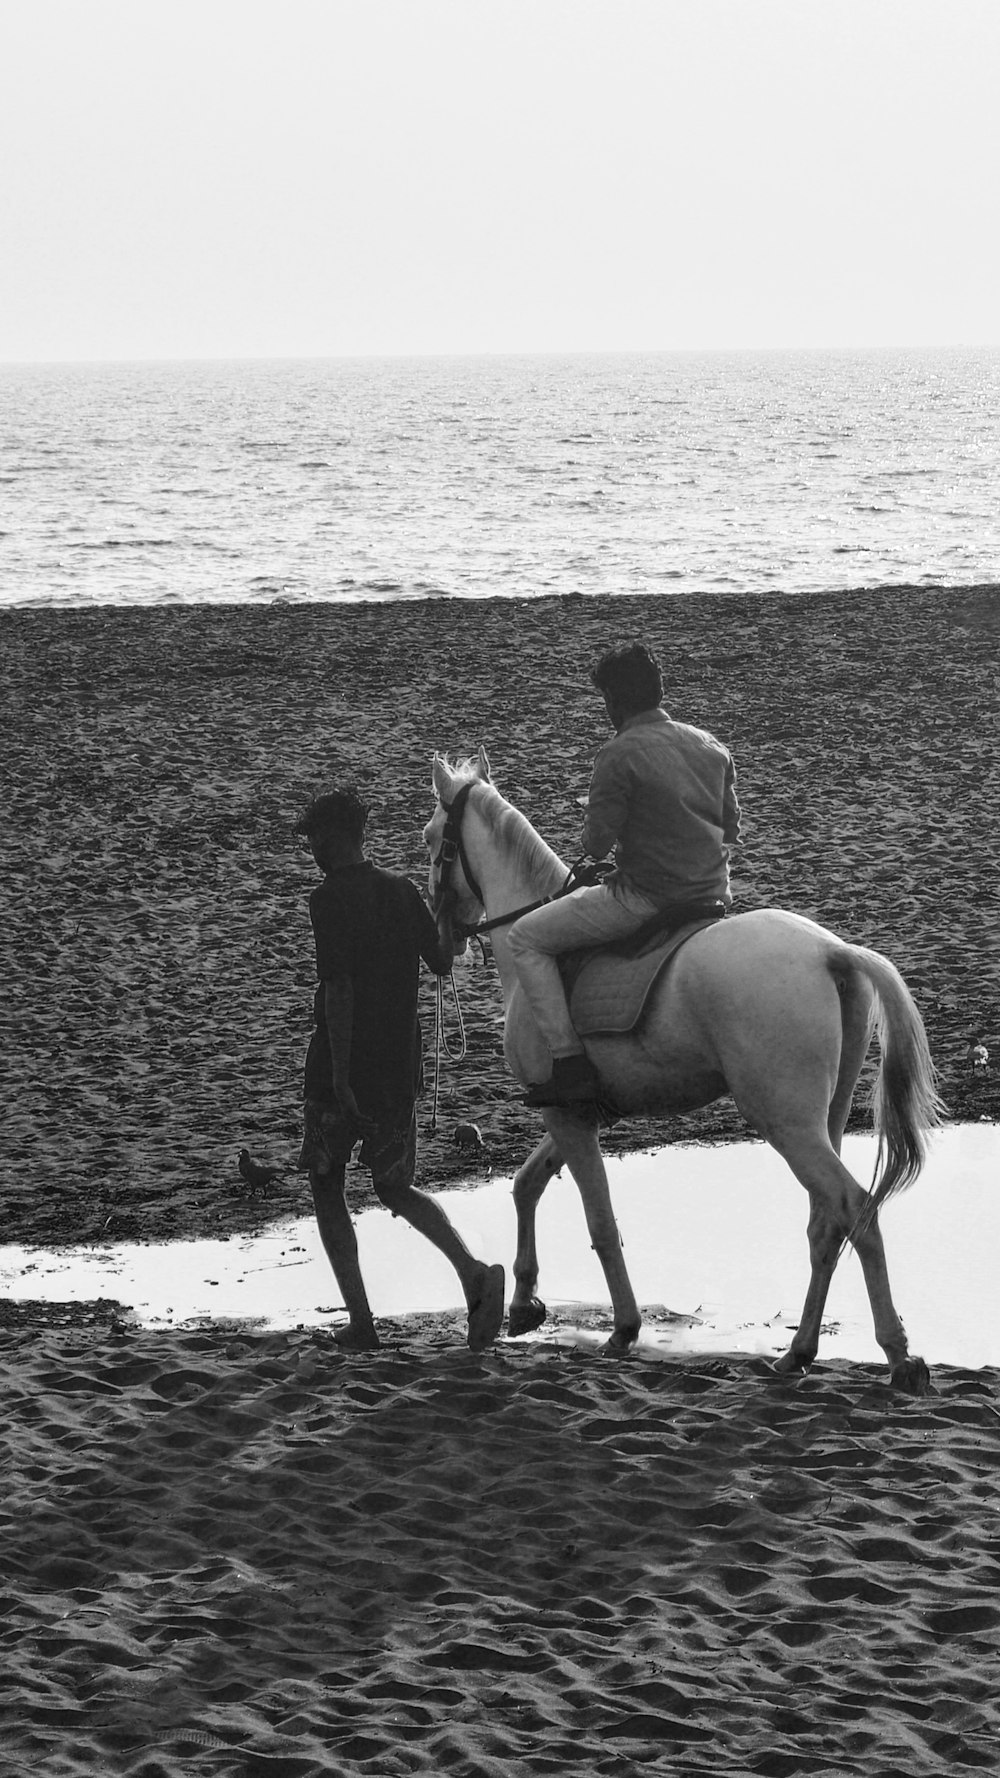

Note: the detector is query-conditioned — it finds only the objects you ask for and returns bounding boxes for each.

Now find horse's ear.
[476,745,491,781]
[431,753,452,799]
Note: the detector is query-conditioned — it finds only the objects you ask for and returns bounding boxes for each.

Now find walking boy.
[296,788,504,1350]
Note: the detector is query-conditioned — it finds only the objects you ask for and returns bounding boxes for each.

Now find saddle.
[561,900,726,1038]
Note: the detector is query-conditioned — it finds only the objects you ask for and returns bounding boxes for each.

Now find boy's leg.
[300,1094,379,1349]
[309,1166,380,1349]
[372,1116,505,1350]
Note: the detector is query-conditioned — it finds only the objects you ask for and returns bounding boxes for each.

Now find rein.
[467,857,612,934]
[432,782,607,934]
[429,969,467,1137]
[428,784,481,1133]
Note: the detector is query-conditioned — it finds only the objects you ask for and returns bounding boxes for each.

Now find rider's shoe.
[524,1052,600,1108]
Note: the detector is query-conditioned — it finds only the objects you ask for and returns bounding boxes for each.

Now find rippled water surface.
[2,349,999,608]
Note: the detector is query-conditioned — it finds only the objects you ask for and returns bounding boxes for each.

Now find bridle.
[431,782,487,915]
[431,780,607,937]
[428,778,570,1135]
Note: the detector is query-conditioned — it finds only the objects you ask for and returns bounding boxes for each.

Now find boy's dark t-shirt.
[307,862,446,1124]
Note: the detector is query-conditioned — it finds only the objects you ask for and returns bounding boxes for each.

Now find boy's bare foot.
[466,1263,505,1350]
[333,1321,380,1351]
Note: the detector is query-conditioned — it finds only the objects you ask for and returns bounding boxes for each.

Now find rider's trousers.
[507,880,660,1058]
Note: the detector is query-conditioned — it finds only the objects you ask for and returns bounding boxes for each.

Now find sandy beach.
[2,585,999,1774]
[2,585,997,1248]
[2,1323,999,1776]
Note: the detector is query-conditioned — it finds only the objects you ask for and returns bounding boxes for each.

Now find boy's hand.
[332,1083,376,1138]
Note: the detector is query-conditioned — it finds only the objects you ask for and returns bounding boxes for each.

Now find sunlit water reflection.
[2,1125,996,1367]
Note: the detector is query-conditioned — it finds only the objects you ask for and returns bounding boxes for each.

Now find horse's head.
[424,747,492,939]
[425,748,566,945]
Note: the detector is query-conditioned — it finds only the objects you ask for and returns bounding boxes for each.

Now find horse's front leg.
[542,1108,641,1352]
[508,1134,562,1336]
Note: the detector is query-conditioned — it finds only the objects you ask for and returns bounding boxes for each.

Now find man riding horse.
[509,641,742,1108]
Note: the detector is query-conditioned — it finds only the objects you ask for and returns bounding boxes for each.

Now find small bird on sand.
[966,1038,990,1073]
[238,1149,283,1194]
[453,1122,486,1155]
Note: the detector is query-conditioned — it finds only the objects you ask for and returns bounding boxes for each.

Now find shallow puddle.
[1,1125,997,1366]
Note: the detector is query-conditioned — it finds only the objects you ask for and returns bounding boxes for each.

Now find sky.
[2,0,998,362]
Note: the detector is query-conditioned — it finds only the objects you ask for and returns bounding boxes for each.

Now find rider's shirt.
[582,708,741,906]
[308,862,447,1121]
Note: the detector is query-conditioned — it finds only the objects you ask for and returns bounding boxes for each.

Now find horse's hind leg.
[509,1134,562,1336]
[773,990,873,1374]
[732,969,925,1390]
[774,1133,926,1392]
[771,993,870,1369]
[772,1184,846,1377]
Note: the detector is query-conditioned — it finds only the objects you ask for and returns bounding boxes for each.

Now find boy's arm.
[322,969,374,1132]
[416,886,458,975]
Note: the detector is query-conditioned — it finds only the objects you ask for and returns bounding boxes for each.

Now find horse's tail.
[840,943,946,1214]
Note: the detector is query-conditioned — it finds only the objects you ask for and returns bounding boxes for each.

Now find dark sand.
[1,585,999,1774]
[2,1324,1000,1775]
[2,585,997,1250]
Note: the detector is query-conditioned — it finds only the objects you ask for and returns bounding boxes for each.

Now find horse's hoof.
[507,1298,547,1337]
[771,1349,812,1379]
[602,1323,640,1356]
[890,1356,932,1395]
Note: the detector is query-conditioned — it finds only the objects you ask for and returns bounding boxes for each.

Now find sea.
[1,347,998,611]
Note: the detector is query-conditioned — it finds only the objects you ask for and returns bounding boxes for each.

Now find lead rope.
[430,969,468,1137]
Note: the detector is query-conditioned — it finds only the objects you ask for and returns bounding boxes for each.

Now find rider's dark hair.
[296,787,369,845]
[591,642,663,716]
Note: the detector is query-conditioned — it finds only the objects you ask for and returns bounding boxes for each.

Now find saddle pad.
[564,917,719,1037]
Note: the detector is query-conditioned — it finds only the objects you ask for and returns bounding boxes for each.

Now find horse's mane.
[445,761,568,897]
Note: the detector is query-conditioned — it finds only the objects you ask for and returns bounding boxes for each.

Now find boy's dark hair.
[296,788,369,845]
[591,642,663,715]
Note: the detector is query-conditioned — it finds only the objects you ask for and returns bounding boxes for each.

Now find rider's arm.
[722,755,741,846]
[581,747,628,859]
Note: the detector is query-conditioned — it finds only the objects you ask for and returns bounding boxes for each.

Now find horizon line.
[3,340,999,370]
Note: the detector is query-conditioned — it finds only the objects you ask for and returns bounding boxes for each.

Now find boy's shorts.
[298,1098,417,1193]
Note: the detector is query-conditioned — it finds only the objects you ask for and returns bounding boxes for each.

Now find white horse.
[426,749,944,1392]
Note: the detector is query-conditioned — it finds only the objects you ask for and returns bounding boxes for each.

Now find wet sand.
[1,585,999,1773]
